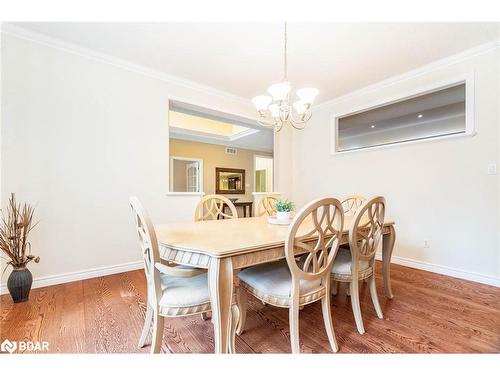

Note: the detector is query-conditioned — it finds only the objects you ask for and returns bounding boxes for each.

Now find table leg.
[208,257,234,353]
[382,224,396,299]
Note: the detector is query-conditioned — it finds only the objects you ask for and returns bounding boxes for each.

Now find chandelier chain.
[283,21,287,81]
[252,20,317,132]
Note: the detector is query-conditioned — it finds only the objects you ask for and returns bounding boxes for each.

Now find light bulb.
[252,95,272,112]
[268,82,291,102]
[297,87,319,105]
[268,104,280,118]
[293,101,307,116]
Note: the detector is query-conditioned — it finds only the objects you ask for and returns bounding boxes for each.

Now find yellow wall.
[169,139,273,204]
[172,159,190,192]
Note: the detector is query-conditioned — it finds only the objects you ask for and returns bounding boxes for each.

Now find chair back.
[255,194,280,217]
[341,195,366,216]
[130,196,162,306]
[194,194,238,221]
[285,198,344,282]
[348,196,385,262]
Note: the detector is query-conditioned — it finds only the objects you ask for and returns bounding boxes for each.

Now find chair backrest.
[341,195,366,216]
[255,194,280,217]
[285,198,344,282]
[194,194,238,221]
[348,196,385,262]
[130,196,162,305]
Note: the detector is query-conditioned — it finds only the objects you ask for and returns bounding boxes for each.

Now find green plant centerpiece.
[1,193,39,303]
[273,198,295,222]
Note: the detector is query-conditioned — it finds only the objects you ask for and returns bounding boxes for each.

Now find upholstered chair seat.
[331,248,371,280]
[158,272,211,316]
[238,260,324,307]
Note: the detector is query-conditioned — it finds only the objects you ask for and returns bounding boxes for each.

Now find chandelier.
[252,22,319,132]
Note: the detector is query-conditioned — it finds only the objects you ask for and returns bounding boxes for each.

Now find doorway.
[254,155,274,192]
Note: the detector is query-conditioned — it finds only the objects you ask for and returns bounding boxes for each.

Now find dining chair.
[333,195,367,296]
[341,195,366,216]
[194,194,238,320]
[255,194,280,217]
[236,197,344,353]
[194,194,238,221]
[330,196,385,334]
[130,196,239,353]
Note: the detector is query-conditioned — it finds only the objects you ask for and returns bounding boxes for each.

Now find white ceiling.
[11,22,500,103]
[169,101,274,152]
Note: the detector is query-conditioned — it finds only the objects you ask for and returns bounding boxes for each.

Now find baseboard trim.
[376,252,500,287]
[0,260,143,295]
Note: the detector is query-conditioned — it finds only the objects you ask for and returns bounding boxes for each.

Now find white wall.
[0,29,291,290]
[292,44,500,285]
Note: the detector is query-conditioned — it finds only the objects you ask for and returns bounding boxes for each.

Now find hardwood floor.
[1,262,499,354]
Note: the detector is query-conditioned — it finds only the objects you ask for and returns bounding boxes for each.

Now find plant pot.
[7,267,33,303]
[276,211,291,221]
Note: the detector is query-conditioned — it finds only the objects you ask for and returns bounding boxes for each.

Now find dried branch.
[0,193,40,269]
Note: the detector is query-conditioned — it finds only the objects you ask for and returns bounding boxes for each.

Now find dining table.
[155,215,396,353]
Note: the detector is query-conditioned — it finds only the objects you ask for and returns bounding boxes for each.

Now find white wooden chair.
[255,194,280,217]
[194,194,238,320]
[333,195,367,295]
[331,196,385,334]
[341,195,366,216]
[194,194,238,221]
[130,196,239,353]
[236,197,344,353]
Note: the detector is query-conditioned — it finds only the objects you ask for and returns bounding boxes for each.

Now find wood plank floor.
[1,262,499,354]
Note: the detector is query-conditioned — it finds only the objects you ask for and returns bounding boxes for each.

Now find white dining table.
[156,215,396,353]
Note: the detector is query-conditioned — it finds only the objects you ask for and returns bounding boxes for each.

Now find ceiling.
[11,22,500,103]
[169,102,273,152]
[169,110,273,153]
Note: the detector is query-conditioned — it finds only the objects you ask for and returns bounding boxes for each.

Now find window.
[333,79,473,153]
[169,157,203,193]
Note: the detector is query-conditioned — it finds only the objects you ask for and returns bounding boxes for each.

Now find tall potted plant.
[1,193,39,303]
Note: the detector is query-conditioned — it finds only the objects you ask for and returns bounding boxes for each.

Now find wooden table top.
[156,216,394,258]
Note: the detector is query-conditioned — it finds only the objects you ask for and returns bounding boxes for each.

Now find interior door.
[186,162,199,192]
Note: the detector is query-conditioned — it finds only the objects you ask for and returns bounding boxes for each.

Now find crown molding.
[315,38,500,110]
[0,23,251,107]
[169,125,260,142]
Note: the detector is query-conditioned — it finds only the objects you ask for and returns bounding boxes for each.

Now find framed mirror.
[216,167,245,194]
